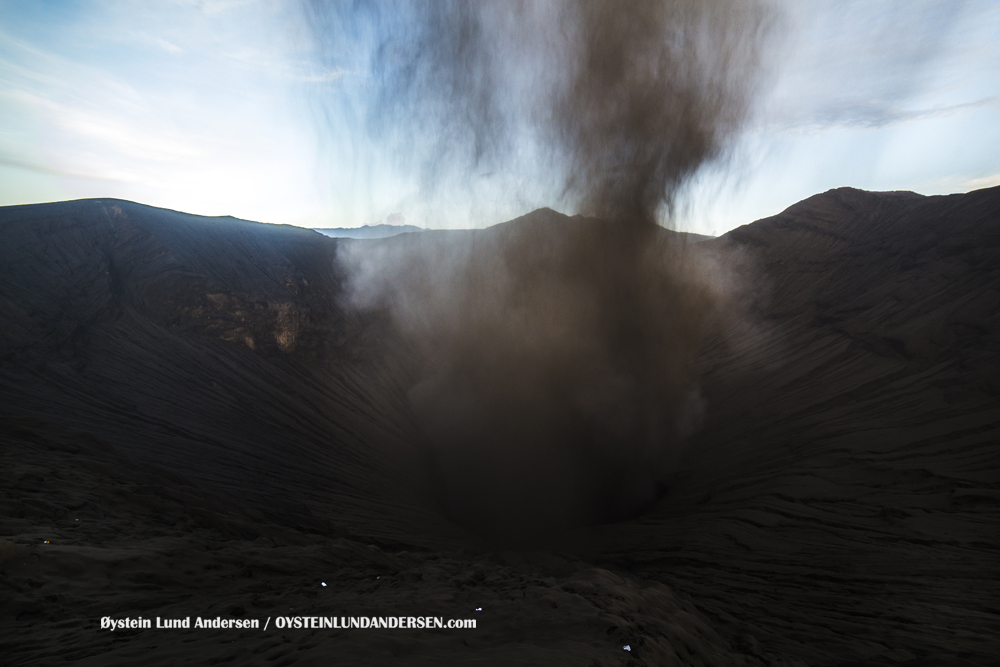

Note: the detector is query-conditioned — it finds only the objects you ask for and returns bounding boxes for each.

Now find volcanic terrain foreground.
[1,188,999,665]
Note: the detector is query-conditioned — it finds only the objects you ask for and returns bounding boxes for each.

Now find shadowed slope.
[1,200,755,666]
[0,198,450,545]
[584,186,1000,665]
[1,189,998,665]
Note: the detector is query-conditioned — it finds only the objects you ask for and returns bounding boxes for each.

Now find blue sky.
[1,0,998,234]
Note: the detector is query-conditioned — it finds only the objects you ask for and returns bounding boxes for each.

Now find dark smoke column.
[308,0,776,539]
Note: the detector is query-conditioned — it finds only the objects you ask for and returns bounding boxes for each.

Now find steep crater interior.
[2,189,999,666]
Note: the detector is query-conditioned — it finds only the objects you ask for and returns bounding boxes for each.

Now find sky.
[1,0,998,235]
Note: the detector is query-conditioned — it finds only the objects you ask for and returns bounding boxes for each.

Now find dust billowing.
[308,1,776,540]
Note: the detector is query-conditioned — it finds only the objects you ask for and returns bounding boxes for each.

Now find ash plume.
[308,0,776,538]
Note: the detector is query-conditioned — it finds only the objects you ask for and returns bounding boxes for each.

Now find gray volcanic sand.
[2,188,999,665]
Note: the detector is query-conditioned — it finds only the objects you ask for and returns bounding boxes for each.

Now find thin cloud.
[771,96,1000,133]
[959,172,1000,191]
[170,0,259,16]
[0,29,150,113]
[760,1,997,133]
[4,88,202,161]
[222,45,350,84]
[134,31,184,54]
[300,66,348,83]
[0,153,138,183]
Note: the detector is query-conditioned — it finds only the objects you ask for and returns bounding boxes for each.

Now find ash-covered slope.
[0,198,447,544]
[1,188,999,665]
[0,201,752,665]
[585,186,1000,665]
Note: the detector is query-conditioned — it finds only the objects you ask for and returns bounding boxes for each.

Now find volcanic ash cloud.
[313,0,776,537]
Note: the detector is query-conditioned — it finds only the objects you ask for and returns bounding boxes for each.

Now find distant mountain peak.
[312,224,424,239]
